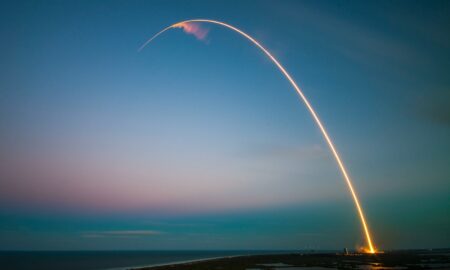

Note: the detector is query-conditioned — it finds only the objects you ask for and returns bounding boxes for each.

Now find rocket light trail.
[139,19,377,254]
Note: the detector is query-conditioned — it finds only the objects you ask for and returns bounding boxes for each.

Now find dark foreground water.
[0,250,293,270]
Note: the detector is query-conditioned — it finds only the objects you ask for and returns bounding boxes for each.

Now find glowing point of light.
[139,19,377,254]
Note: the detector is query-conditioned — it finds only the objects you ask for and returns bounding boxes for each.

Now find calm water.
[0,250,292,270]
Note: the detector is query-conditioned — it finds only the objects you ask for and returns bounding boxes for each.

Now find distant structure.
[344,248,349,255]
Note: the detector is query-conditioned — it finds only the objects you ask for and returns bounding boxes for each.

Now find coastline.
[125,254,246,270]
[130,250,450,270]
[0,250,294,270]
[124,250,301,270]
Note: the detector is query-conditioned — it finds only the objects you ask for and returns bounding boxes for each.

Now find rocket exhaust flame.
[139,19,377,254]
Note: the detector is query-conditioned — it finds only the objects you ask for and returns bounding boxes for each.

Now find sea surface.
[0,250,294,270]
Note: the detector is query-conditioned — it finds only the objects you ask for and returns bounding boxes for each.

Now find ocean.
[0,250,293,270]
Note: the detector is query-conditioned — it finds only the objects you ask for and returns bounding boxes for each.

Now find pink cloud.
[82,230,162,238]
[173,22,209,40]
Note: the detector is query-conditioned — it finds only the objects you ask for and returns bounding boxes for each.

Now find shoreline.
[124,250,309,270]
[129,250,450,270]
[125,254,247,270]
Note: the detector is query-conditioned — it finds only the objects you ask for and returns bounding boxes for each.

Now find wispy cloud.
[271,2,429,72]
[240,143,327,161]
[143,221,212,227]
[82,230,162,238]
[412,90,450,126]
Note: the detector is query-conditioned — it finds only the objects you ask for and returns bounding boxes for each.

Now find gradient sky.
[0,0,449,250]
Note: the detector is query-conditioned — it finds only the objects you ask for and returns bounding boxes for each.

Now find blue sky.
[0,0,449,250]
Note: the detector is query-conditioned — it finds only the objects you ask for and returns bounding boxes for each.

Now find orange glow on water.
[140,19,377,254]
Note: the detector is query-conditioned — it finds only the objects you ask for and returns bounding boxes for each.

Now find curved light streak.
[139,19,376,253]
